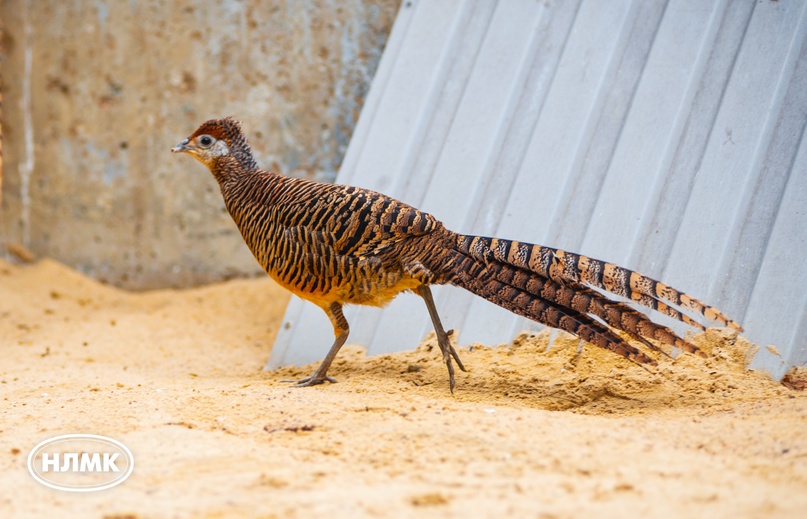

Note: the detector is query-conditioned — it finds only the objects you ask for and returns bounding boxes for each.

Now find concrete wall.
[0,0,399,289]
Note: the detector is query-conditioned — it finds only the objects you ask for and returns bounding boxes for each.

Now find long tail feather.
[454,235,742,331]
[484,258,706,357]
[447,247,656,366]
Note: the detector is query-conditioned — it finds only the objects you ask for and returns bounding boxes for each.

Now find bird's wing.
[271,180,441,258]
[328,190,440,257]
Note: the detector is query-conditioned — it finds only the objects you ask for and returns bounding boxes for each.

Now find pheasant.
[172,117,742,391]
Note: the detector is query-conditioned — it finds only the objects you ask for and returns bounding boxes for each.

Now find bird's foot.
[436,329,466,393]
[439,329,466,371]
[445,356,456,394]
[282,374,337,387]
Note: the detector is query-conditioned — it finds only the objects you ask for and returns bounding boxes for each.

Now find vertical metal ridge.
[547,0,665,253]
[623,0,730,272]
[364,0,498,352]
[398,0,495,204]
[344,0,492,351]
[450,3,550,342]
[455,9,546,234]
[640,0,755,277]
[663,0,805,299]
[370,0,548,351]
[743,120,807,317]
[338,0,418,185]
[742,120,807,377]
[271,0,807,380]
[785,298,807,368]
[714,2,807,321]
[386,0,478,202]
[457,0,585,345]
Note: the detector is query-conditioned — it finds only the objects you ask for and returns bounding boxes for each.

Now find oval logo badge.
[27,434,134,492]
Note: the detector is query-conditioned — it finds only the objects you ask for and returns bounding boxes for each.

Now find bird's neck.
[217,167,284,269]
[216,164,282,222]
[209,151,258,185]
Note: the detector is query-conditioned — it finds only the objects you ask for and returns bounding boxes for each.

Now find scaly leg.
[416,285,466,392]
[294,302,350,387]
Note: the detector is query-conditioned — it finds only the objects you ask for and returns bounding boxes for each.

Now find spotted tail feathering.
[452,235,743,336]
[444,244,657,365]
[174,117,743,391]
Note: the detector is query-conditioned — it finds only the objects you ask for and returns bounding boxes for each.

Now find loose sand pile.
[1,258,805,518]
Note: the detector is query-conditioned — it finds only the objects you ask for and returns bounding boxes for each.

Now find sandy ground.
[1,258,806,519]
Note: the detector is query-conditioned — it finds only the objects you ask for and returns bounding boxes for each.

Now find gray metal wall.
[270,0,807,379]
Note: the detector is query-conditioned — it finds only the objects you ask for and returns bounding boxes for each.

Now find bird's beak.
[172,139,191,153]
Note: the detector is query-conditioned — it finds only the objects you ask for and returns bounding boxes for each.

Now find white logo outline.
[27,434,134,492]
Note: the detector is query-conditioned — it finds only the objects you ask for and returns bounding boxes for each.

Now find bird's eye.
[198,135,214,148]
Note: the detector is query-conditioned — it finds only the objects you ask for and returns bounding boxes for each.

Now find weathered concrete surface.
[0,0,398,288]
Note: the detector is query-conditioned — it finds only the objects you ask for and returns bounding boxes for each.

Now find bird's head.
[172,117,257,174]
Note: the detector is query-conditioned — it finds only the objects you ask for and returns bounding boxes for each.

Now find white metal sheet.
[269,0,807,380]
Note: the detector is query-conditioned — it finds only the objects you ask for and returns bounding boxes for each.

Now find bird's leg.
[416,285,466,392]
[294,303,349,387]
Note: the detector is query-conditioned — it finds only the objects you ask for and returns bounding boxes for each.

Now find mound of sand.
[1,258,805,518]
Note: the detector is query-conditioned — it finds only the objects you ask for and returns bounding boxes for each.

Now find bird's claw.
[434,329,466,394]
[282,374,337,387]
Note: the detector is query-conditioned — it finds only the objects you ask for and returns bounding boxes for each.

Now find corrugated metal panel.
[268,0,807,379]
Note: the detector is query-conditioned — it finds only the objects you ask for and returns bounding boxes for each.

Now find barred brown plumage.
[173,117,743,392]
